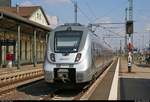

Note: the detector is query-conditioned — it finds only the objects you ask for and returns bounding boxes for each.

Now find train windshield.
[54,31,82,53]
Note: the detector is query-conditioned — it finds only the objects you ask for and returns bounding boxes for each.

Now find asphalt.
[119,78,150,100]
[119,56,150,101]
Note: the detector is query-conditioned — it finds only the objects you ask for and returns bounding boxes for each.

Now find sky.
[11,0,150,51]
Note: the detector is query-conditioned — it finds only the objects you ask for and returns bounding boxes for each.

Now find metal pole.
[120,40,122,55]
[128,0,133,50]
[74,1,77,23]
[142,34,144,49]
[129,0,133,44]
[127,0,133,72]
[128,0,133,20]
[149,31,150,46]
[17,25,20,69]
[125,8,128,54]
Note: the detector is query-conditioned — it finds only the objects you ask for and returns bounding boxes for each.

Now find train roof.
[53,23,113,51]
[54,23,87,32]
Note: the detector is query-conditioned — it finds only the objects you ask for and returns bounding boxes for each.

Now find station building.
[0,1,51,68]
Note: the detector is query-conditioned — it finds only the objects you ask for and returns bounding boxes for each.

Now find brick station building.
[0,2,52,68]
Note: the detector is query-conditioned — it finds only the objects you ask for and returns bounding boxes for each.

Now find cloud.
[20,1,35,6]
[20,0,71,7]
[43,0,71,4]
[47,15,59,28]
[145,24,150,31]
[94,17,112,23]
[141,16,148,21]
[94,17,112,28]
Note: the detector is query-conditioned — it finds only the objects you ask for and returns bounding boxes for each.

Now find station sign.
[0,40,16,46]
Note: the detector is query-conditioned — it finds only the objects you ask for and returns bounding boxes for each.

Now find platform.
[119,57,150,100]
[120,57,150,79]
[85,58,119,100]
[83,56,150,100]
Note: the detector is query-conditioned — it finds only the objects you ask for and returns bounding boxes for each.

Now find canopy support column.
[33,29,37,67]
[17,24,20,69]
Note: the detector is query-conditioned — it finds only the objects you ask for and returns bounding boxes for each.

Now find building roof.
[0,6,50,25]
[0,11,51,32]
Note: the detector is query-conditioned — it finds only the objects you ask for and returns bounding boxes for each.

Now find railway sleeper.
[0,70,42,80]
[0,76,44,96]
[0,71,43,88]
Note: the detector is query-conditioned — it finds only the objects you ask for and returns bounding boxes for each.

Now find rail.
[0,68,44,95]
[43,58,118,100]
[0,58,118,100]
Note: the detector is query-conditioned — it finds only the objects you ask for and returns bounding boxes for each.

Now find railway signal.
[127,42,133,52]
[126,20,134,35]
[126,0,133,73]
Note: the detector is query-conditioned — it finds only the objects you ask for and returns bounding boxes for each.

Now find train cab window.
[54,31,82,53]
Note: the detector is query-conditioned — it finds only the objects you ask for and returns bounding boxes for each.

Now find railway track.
[0,58,118,100]
[42,58,118,100]
[0,68,44,96]
[41,85,87,100]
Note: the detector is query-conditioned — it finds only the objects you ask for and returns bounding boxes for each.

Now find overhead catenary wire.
[81,0,127,38]
[93,0,128,23]
[97,25,124,37]
[86,1,126,49]
[70,0,125,43]
[84,1,97,21]
[89,23,125,37]
[70,0,92,23]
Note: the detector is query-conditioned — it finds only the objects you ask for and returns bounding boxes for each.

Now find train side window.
[99,48,101,56]
[91,43,94,54]
[92,43,95,51]
[94,43,96,52]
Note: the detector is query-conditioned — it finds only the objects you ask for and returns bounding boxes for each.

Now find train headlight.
[50,53,55,62]
[75,53,81,62]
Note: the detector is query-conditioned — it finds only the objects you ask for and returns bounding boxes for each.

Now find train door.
[0,40,16,68]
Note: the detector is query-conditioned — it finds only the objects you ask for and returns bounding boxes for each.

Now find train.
[43,23,114,88]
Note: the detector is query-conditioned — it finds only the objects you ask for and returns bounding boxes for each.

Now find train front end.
[43,24,91,85]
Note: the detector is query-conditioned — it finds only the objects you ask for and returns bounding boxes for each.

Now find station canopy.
[0,11,51,34]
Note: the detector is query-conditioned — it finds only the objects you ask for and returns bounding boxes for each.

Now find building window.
[37,13,41,20]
